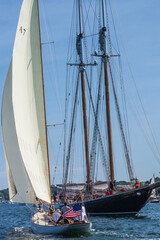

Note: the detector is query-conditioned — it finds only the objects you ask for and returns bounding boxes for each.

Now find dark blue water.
[0,203,160,239]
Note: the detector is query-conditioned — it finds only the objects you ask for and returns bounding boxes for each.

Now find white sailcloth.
[1,0,51,204]
[150,175,156,198]
[2,60,36,203]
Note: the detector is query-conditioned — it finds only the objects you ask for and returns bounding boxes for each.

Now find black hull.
[84,182,160,216]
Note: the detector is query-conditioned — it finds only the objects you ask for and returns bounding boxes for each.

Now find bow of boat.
[149,180,160,190]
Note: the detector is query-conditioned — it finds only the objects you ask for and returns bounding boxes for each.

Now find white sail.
[5,155,17,201]
[150,175,156,198]
[1,0,51,204]
[2,60,36,203]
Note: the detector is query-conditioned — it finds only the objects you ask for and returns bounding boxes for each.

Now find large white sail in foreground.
[2,60,36,203]
[1,0,51,204]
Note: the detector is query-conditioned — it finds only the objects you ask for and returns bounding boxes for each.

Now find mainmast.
[66,0,98,197]
[100,0,115,188]
[77,0,92,195]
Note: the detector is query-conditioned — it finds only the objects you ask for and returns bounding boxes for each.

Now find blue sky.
[0,0,160,190]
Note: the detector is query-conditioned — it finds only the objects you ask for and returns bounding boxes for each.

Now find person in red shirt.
[135,179,140,188]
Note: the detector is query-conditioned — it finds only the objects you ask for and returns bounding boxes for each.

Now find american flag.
[62,204,82,218]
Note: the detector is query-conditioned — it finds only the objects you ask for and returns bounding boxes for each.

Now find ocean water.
[0,202,160,239]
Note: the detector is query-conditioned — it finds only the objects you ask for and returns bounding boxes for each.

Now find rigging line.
[109,60,133,167]
[71,124,77,183]
[79,90,86,184]
[108,24,126,142]
[105,3,112,56]
[119,65,135,174]
[16,193,35,214]
[109,65,134,181]
[63,66,73,183]
[108,0,133,157]
[117,112,132,182]
[41,0,63,114]
[63,74,80,186]
[88,0,100,23]
[63,65,74,180]
[68,92,79,184]
[67,49,78,65]
[67,1,77,64]
[64,67,78,182]
[117,58,132,149]
[105,1,134,179]
[108,0,120,54]
[106,39,133,168]
[81,3,89,65]
[108,0,157,171]
[67,1,78,67]
[97,0,101,54]
[81,1,97,64]
[126,92,160,165]
[83,0,92,29]
[83,0,99,50]
[84,33,99,38]
[126,76,160,162]
[63,66,68,184]
[88,7,98,137]
[108,0,160,160]
[68,8,78,64]
[108,0,130,150]
[83,0,98,49]
[90,61,107,181]
[108,61,134,181]
[51,128,63,186]
[95,156,98,182]
[85,70,110,180]
[47,131,55,180]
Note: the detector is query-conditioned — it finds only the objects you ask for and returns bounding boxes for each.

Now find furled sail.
[1,0,51,204]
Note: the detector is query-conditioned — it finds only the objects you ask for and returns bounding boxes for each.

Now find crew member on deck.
[105,190,111,196]
[38,202,44,213]
[52,209,62,224]
[135,179,140,188]
[61,202,70,214]
[48,205,54,216]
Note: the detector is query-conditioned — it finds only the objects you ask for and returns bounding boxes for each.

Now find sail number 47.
[19,26,26,36]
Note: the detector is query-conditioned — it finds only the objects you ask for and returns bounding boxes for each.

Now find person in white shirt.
[52,209,61,223]
[81,205,87,221]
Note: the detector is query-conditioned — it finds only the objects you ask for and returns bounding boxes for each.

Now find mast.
[37,0,52,203]
[101,0,115,188]
[78,0,92,195]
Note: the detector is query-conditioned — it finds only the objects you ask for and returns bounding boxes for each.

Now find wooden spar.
[47,123,64,127]
[78,0,92,194]
[37,0,52,203]
[101,0,115,187]
[81,70,92,192]
[104,61,114,184]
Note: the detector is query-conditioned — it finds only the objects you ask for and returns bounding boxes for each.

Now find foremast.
[100,0,115,189]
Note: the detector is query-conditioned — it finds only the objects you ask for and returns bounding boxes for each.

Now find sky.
[0,0,160,190]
